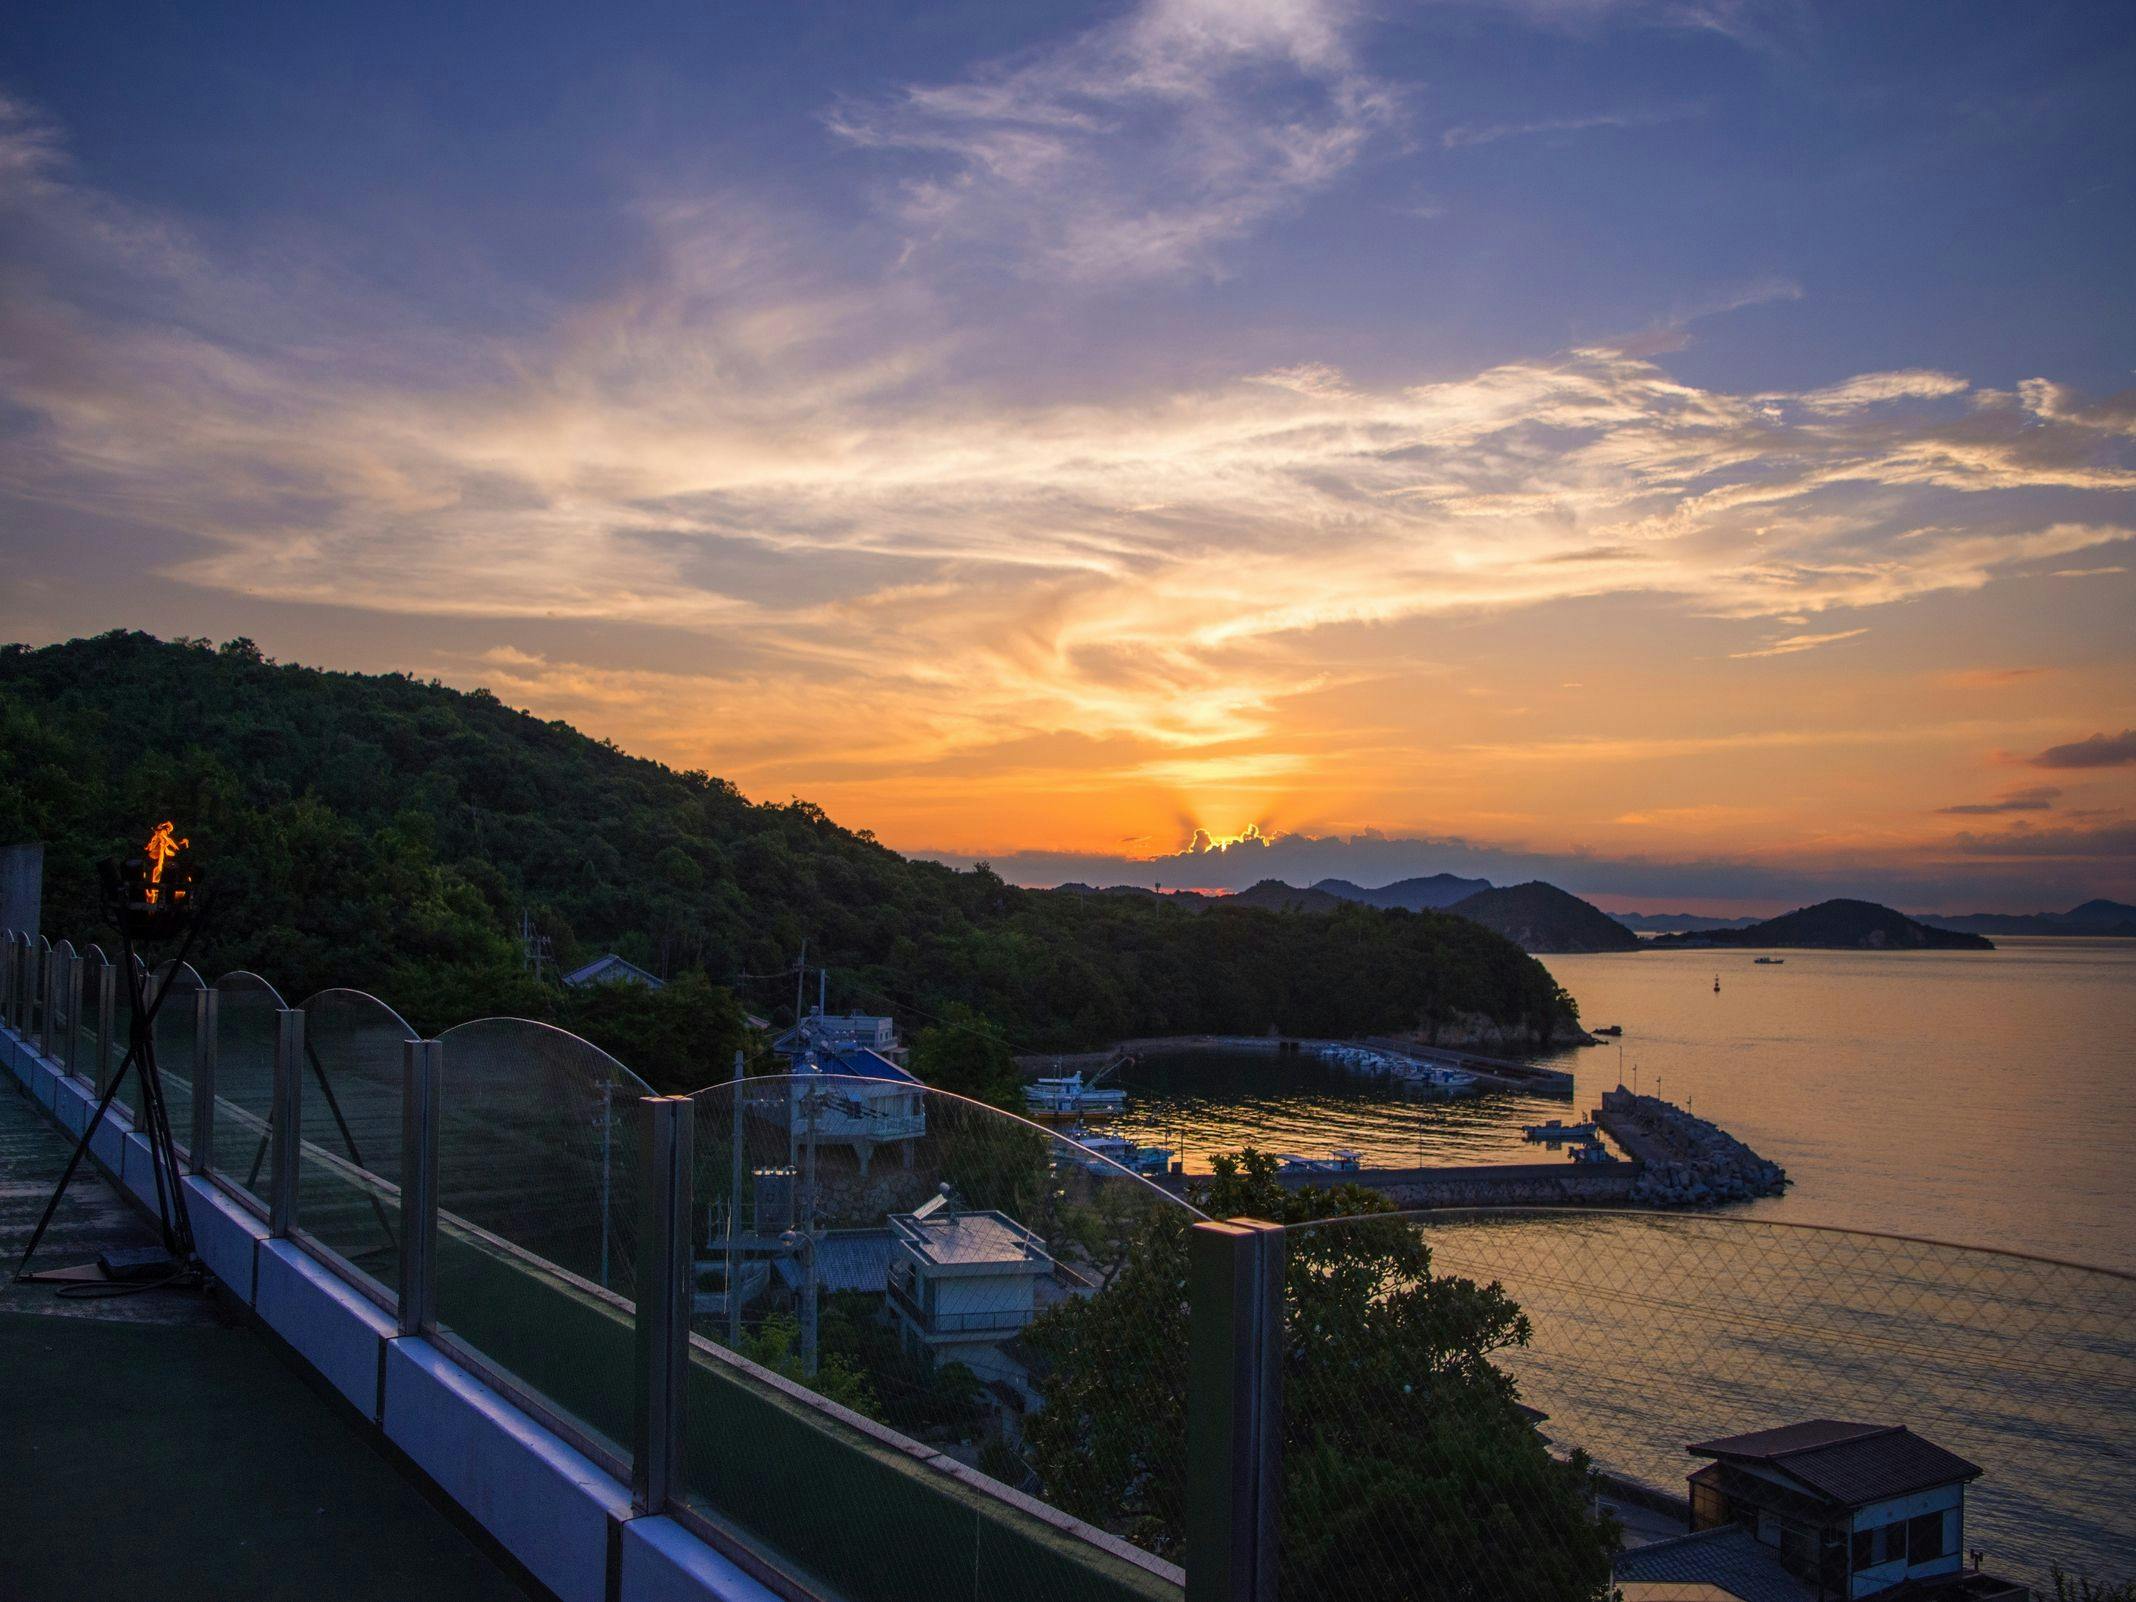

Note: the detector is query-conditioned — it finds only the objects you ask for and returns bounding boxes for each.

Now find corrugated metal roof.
[1687,1420,1981,1507]
[808,1044,922,1084]
[1614,1527,1810,1602]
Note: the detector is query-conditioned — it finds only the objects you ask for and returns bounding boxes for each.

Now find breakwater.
[1151,1158,1643,1207]
[1016,1034,1575,1098]
[1594,1087,1788,1206]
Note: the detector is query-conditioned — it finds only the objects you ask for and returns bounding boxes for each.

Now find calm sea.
[1109,937,2135,1580]
[1114,936,2136,1271]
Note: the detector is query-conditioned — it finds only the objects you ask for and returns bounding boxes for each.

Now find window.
[1879,1522,1908,1565]
[1909,1511,1950,1562]
[1853,1530,1874,1571]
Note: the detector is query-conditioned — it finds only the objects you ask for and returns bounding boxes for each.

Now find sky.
[2,0,2132,913]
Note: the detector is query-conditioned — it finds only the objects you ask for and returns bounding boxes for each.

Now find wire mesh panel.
[677,1075,1196,1602]
[293,988,413,1296]
[1276,1205,2136,1601]
[430,1017,650,1466]
[209,971,287,1207]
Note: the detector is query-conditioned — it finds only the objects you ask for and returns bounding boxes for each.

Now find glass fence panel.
[431,1017,648,1466]
[678,1074,1197,1602]
[295,988,412,1295]
[47,941,79,1078]
[1277,1206,2136,1602]
[210,971,286,1206]
[142,961,204,1149]
[77,945,112,1091]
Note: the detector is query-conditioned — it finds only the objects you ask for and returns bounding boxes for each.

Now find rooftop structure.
[560,952,664,989]
[886,1191,1053,1390]
[783,1041,927,1173]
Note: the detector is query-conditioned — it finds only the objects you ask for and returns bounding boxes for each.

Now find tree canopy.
[1021,1150,1620,1600]
[1,632,1579,1090]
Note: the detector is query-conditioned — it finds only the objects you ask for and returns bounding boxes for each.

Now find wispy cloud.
[1937,786,2060,816]
[1441,105,1696,149]
[1729,628,1869,659]
[2031,730,2136,770]
[825,0,1399,282]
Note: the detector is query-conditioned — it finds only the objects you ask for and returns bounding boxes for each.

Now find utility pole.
[793,939,807,1032]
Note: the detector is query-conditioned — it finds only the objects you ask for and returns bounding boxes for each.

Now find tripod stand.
[11,876,207,1295]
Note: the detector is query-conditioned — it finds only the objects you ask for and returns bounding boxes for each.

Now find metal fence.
[5,930,2131,1602]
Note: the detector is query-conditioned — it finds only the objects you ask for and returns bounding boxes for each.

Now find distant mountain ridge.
[1651,899,1993,951]
[1913,899,2136,938]
[1447,882,1643,953]
[1311,874,1492,911]
[1610,911,1762,934]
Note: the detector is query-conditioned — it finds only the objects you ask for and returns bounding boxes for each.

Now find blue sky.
[3,0,2132,910]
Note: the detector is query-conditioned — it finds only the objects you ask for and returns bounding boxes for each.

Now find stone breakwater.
[1595,1088,1788,1207]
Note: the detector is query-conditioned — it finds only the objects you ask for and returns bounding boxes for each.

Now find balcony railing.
[5,918,2129,1602]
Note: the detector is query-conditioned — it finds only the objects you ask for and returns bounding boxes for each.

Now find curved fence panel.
[209,971,287,1207]
[430,1017,651,1467]
[1275,1206,2135,1602]
[294,988,414,1296]
[677,1074,1198,1602]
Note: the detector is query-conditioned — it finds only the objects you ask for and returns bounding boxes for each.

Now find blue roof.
[805,1044,922,1085]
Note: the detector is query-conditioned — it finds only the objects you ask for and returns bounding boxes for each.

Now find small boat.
[1275,1149,1364,1175]
[1061,1128,1173,1176]
[1568,1140,1616,1165]
[1524,1119,1598,1144]
[1713,974,1721,993]
[1754,957,1785,965]
[1023,1073,1128,1118]
[1592,1024,1623,1037]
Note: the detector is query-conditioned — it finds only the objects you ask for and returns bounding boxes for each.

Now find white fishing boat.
[1023,1073,1128,1118]
[1524,1119,1598,1143]
[1060,1127,1173,1176]
[1569,1140,1616,1165]
[1276,1148,1365,1175]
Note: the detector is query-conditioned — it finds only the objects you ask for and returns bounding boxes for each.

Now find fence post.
[269,1007,304,1237]
[93,957,117,1097]
[399,1039,442,1335]
[1185,1217,1285,1602]
[632,1094,693,1514]
[188,987,217,1173]
[36,937,52,1053]
[2,930,14,1030]
[60,950,81,1074]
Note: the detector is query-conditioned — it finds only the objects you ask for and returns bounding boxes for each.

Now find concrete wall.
[0,842,41,942]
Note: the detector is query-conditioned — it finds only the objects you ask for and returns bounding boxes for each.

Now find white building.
[785,1043,928,1174]
[886,1191,1051,1389]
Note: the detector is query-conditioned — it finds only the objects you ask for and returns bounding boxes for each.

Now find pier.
[1152,1157,1642,1207]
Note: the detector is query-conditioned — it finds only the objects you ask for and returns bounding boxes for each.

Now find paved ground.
[0,1070,539,1602]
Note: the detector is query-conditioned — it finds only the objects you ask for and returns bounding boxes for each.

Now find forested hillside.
[0,633,1580,1083]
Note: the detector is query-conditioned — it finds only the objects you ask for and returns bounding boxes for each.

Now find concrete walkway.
[0,1075,539,1602]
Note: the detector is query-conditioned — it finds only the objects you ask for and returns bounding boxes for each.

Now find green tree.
[1020,1150,1619,1600]
[907,1002,1023,1109]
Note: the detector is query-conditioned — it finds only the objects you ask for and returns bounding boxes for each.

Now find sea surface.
[1107,938,2135,1580]
[1113,937,2135,1270]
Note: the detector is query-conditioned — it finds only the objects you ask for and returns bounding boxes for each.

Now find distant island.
[1309,873,1490,911]
[1649,899,1994,951]
[1912,899,2136,939]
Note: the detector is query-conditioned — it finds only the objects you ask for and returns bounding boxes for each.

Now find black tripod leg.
[10,1041,146,1281]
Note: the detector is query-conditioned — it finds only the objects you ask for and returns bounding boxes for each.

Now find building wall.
[930,1268,1039,1322]
[1848,1486,1962,1598]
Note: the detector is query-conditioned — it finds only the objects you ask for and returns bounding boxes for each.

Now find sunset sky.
[3,0,2132,912]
